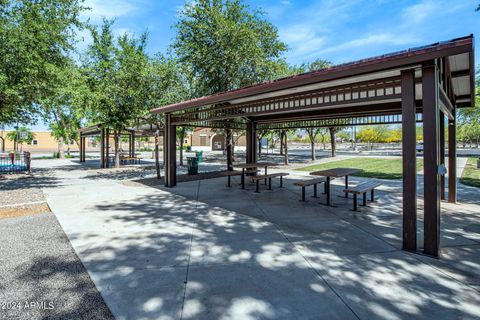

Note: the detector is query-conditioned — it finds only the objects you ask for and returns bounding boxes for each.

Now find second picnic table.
[309,168,360,206]
[233,162,276,189]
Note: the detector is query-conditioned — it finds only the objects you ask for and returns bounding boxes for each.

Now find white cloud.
[280,24,327,58]
[83,0,140,21]
[401,0,438,24]
[280,0,291,5]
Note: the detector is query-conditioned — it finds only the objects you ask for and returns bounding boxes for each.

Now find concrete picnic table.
[309,168,361,206]
[233,162,277,189]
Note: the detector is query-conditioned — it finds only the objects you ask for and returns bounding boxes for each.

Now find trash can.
[195,151,203,162]
[187,157,198,175]
[186,146,192,152]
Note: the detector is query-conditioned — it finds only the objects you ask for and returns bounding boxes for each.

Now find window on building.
[200,136,207,146]
[31,140,38,145]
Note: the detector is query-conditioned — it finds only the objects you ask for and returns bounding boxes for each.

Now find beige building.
[189,128,246,151]
[0,130,79,153]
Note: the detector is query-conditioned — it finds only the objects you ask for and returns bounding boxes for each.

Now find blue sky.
[26,0,480,130]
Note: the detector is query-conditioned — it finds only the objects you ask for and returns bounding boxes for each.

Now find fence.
[0,152,31,173]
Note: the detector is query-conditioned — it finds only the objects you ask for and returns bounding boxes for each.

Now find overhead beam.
[450,69,470,78]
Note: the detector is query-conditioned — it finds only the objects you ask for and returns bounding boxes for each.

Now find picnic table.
[233,162,277,189]
[310,168,360,206]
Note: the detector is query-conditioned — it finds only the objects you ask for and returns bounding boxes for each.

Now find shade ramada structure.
[151,35,475,257]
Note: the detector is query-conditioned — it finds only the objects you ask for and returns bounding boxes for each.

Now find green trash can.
[186,146,192,152]
[187,157,198,175]
[195,151,203,162]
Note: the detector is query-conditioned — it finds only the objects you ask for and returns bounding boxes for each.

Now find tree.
[173,0,287,96]
[173,0,287,168]
[306,128,321,160]
[7,127,35,151]
[40,61,87,159]
[82,20,151,168]
[328,127,340,157]
[356,125,389,150]
[0,0,86,125]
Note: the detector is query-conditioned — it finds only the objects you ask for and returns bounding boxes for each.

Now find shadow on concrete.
[80,176,480,319]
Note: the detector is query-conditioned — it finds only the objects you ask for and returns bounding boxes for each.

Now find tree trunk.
[0,136,5,152]
[114,132,120,168]
[329,128,336,157]
[57,136,65,159]
[311,141,316,161]
[284,132,289,165]
[226,129,233,170]
[279,131,284,155]
[258,137,262,156]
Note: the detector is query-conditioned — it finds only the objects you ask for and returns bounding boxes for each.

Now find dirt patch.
[0,202,51,219]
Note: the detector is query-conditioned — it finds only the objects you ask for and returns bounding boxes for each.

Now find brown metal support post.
[82,136,86,162]
[422,62,441,257]
[79,134,83,162]
[448,109,457,203]
[100,129,105,168]
[155,132,161,179]
[246,122,253,164]
[226,129,233,171]
[401,69,417,252]
[252,121,258,163]
[105,128,110,168]
[440,112,446,200]
[165,114,177,187]
[131,133,136,158]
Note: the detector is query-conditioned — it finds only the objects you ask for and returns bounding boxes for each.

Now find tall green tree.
[173,0,287,95]
[0,0,86,125]
[40,61,88,158]
[82,20,151,168]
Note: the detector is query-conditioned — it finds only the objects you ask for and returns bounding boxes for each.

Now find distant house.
[0,130,79,153]
[189,128,246,151]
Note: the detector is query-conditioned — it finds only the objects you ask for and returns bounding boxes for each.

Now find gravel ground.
[0,214,114,320]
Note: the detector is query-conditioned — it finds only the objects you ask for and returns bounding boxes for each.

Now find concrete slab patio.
[36,159,480,319]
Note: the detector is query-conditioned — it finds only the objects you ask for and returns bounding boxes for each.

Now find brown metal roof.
[151,35,474,114]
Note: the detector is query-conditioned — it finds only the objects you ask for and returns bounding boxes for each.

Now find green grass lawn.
[296,157,424,180]
[460,158,480,188]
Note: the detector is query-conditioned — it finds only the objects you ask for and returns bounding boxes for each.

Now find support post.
[440,112,446,200]
[226,129,233,170]
[100,129,105,168]
[401,69,417,252]
[422,62,441,257]
[246,120,257,164]
[79,134,84,162]
[131,132,136,158]
[155,131,161,179]
[448,109,457,203]
[164,114,177,187]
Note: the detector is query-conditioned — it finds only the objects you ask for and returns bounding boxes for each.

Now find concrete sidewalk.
[42,159,480,319]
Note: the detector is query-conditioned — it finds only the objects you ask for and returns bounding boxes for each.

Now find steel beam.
[422,62,441,257]
[401,69,417,252]
[106,129,110,168]
[448,110,457,203]
[164,114,177,187]
[100,129,105,168]
[440,112,446,200]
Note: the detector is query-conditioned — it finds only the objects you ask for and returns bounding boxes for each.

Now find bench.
[343,180,382,211]
[221,169,258,187]
[251,173,289,193]
[293,177,327,201]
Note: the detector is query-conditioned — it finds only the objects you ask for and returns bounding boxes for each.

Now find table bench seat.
[251,173,289,193]
[293,177,327,201]
[343,180,382,211]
